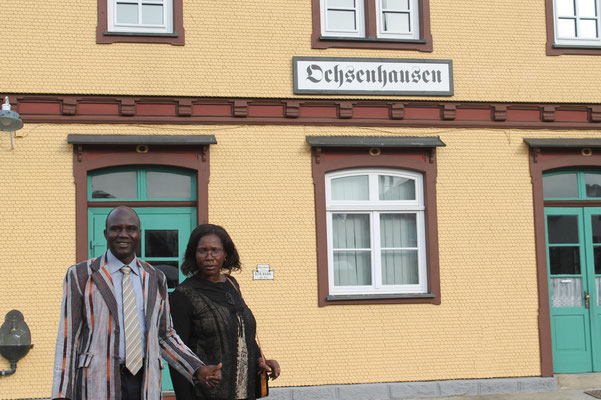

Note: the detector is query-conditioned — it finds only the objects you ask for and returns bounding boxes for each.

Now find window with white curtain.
[326,168,427,295]
[107,0,174,34]
[320,0,419,40]
[553,0,601,46]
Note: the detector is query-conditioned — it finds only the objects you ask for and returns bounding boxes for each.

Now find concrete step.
[556,373,601,390]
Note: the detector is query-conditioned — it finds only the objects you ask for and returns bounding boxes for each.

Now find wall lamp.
[0,97,23,150]
[0,310,33,377]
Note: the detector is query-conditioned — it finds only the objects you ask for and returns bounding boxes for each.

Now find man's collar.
[106,249,140,275]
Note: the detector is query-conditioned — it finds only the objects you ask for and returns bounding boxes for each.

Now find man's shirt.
[107,249,147,362]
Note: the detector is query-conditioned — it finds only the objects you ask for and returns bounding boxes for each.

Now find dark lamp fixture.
[0,310,33,377]
[0,97,23,150]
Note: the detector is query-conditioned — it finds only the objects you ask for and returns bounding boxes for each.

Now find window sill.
[327,293,435,301]
[97,30,185,45]
[312,35,432,51]
[104,31,179,37]
[547,43,601,55]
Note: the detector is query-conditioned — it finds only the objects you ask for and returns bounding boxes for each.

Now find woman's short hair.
[180,224,241,276]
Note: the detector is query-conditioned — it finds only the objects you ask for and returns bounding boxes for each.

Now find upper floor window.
[97,0,185,45]
[108,0,173,34]
[326,169,428,296]
[312,0,432,51]
[554,0,601,46]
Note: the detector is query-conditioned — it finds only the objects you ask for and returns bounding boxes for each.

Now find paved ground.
[404,388,599,400]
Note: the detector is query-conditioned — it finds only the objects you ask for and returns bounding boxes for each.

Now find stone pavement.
[402,374,601,400]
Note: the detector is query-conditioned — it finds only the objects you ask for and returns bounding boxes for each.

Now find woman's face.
[195,233,227,281]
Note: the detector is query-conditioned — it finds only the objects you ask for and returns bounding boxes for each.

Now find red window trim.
[96,0,185,45]
[310,145,441,306]
[311,0,433,51]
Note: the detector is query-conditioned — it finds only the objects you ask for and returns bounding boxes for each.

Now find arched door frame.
[528,141,601,376]
[70,135,215,261]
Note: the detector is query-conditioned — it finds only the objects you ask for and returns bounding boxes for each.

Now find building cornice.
[6,94,601,129]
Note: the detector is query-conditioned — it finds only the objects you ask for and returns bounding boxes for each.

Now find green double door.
[88,207,196,391]
[546,207,601,373]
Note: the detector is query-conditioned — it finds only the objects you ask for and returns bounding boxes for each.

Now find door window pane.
[595,247,601,274]
[152,261,179,288]
[592,215,601,243]
[116,3,139,24]
[145,230,178,257]
[331,176,369,200]
[585,173,601,197]
[379,175,415,200]
[549,246,581,274]
[147,171,192,199]
[543,173,578,198]
[334,251,371,285]
[381,250,418,284]
[380,214,417,247]
[551,277,583,307]
[332,214,370,248]
[547,215,579,243]
[91,171,137,199]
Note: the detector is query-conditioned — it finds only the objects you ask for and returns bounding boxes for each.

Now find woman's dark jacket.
[169,275,261,400]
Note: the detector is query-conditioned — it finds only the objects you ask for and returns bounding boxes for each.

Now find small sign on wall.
[253,264,274,280]
[293,56,453,96]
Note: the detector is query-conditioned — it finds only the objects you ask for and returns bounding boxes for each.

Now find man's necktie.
[121,266,143,375]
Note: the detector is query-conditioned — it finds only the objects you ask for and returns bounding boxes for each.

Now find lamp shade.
[0,109,23,132]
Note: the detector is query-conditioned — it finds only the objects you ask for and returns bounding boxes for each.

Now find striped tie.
[121,266,143,375]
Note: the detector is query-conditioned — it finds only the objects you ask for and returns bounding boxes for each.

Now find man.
[52,206,221,400]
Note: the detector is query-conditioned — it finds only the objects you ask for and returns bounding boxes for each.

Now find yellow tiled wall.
[0,1,598,102]
[0,125,595,398]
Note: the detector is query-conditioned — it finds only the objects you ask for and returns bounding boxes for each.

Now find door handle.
[585,291,591,309]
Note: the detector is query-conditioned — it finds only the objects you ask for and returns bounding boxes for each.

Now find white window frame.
[320,0,365,38]
[553,0,601,46]
[376,0,420,39]
[325,168,428,296]
[107,0,174,34]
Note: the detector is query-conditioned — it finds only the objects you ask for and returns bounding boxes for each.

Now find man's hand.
[257,358,281,380]
[196,363,222,388]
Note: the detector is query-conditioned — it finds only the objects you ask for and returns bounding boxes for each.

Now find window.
[313,0,432,51]
[108,0,173,34]
[326,169,427,295]
[547,0,601,54]
[308,136,443,306]
[554,0,601,46]
[97,0,185,45]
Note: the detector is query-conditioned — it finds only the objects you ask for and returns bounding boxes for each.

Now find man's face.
[104,208,140,264]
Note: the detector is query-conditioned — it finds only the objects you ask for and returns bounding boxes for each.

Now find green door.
[88,207,196,391]
[545,207,601,372]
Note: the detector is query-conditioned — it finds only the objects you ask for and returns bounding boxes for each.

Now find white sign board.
[293,57,453,96]
[253,264,274,280]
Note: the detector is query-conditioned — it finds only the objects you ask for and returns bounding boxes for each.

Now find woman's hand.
[196,363,223,388]
[257,358,281,380]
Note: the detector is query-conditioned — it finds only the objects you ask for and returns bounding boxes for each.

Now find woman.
[169,224,280,400]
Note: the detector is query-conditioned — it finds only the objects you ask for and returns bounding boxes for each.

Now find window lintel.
[68,134,217,146]
[306,135,445,148]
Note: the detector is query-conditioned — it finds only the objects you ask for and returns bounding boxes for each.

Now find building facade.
[1,0,601,398]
